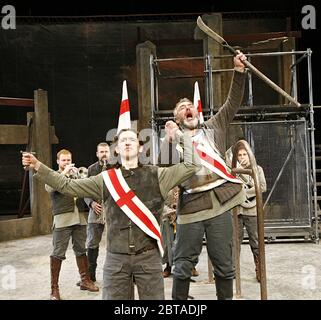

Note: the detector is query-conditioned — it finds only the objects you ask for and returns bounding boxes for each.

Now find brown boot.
[76,255,99,292]
[254,255,261,282]
[191,267,199,277]
[50,256,62,300]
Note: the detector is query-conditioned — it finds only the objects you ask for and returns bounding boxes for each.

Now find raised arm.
[205,51,247,131]
[158,120,181,166]
[21,153,103,201]
[158,129,201,198]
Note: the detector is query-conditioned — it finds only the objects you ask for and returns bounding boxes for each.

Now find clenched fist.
[164,120,180,143]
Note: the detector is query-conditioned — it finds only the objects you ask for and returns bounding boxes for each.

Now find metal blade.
[197,16,236,54]
[196,15,301,107]
[197,16,226,45]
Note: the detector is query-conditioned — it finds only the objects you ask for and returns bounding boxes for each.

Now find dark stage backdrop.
[0,18,205,167]
[0,1,320,215]
[0,22,140,166]
[1,11,319,167]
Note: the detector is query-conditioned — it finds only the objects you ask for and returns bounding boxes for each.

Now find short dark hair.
[96,142,109,151]
[112,129,145,168]
[113,129,144,147]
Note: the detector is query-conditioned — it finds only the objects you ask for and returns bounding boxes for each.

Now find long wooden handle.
[197,16,300,107]
[242,60,300,106]
[232,140,268,300]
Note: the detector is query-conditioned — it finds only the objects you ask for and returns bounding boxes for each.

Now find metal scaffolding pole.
[150,53,158,165]
[205,54,214,116]
[247,55,254,107]
[307,48,319,242]
[290,49,298,101]
[149,49,315,241]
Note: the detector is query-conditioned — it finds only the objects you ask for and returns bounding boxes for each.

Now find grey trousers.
[102,248,164,300]
[87,223,105,249]
[161,218,175,266]
[51,225,87,260]
[238,214,259,257]
[174,211,234,280]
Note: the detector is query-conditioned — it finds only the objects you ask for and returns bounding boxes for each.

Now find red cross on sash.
[193,141,242,184]
[102,168,164,256]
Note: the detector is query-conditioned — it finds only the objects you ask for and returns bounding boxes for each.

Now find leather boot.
[87,248,99,282]
[172,277,190,300]
[76,255,99,292]
[215,276,233,300]
[50,256,62,300]
[254,254,261,282]
[191,267,199,277]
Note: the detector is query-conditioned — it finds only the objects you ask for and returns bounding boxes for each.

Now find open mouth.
[185,111,194,120]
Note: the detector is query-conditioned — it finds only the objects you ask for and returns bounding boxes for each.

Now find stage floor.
[1,231,321,300]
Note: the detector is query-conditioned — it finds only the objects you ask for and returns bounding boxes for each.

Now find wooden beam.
[136,41,157,132]
[0,124,59,144]
[280,37,296,105]
[31,89,52,235]
[0,97,34,107]
[132,32,302,50]
[198,13,224,108]
[225,31,301,43]
[0,218,35,242]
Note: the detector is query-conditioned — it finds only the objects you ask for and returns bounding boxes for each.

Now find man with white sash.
[159,50,247,300]
[22,128,200,300]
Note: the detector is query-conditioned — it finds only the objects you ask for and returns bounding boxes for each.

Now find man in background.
[45,149,99,300]
[84,142,110,282]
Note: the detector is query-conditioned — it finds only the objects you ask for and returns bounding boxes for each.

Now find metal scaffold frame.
[148,49,319,242]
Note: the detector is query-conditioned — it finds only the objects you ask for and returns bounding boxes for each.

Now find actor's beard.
[182,117,199,130]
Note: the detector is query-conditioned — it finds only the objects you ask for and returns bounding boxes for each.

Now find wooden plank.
[0,124,58,144]
[225,31,301,42]
[0,217,35,242]
[0,125,28,144]
[0,97,34,107]
[280,37,295,105]
[136,41,157,132]
[32,89,52,235]
[195,13,223,109]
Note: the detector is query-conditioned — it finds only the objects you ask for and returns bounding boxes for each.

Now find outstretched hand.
[21,152,41,171]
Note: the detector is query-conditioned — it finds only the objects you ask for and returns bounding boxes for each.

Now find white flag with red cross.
[117,80,131,134]
[193,81,204,124]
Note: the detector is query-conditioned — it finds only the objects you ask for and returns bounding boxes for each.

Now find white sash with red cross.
[102,168,164,256]
[192,136,242,184]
